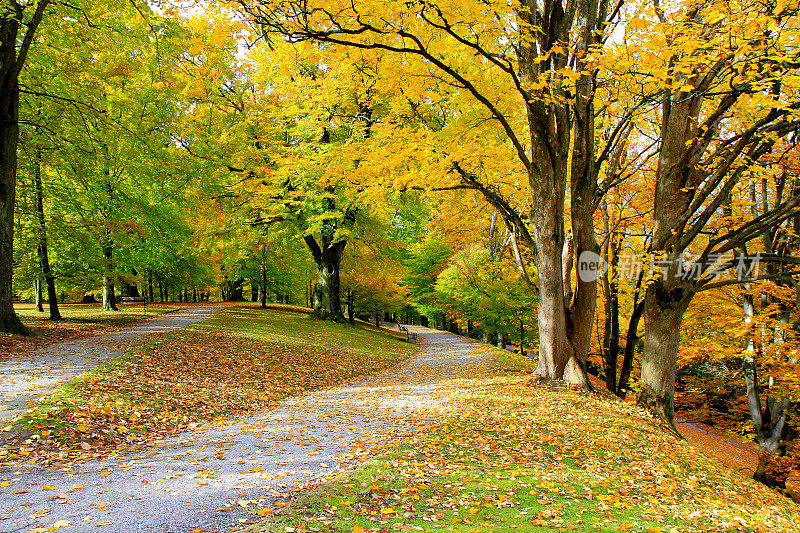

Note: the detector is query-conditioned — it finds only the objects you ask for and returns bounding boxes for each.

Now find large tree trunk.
[637,66,700,424]
[34,150,60,320]
[305,234,346,321]
[0,68,28,334]
[531,223,571,380]
[0,1,48,335]
[639,273,690,428]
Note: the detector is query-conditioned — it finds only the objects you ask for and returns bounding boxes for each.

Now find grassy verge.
[247,349,800,533]
[3,306,415,464]
[1,304,179,359]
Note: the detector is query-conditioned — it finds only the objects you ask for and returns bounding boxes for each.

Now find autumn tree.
[623,0,800,426]
[235,0,638,382]
[0,0,50,333]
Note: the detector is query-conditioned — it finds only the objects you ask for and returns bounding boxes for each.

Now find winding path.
[0,327,490,533]
[0,306,224,427]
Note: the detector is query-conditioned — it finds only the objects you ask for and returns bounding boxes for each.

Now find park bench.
[120,296,147,305]
[398,324,418,343]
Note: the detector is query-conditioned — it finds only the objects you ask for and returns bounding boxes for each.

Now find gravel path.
[0,328,489,533]
[0,306,224,426]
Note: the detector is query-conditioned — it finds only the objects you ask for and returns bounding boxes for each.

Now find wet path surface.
[0,328,490,533]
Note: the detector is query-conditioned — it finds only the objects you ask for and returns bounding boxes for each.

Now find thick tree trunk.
[304,234,346,321]
[638,273,690,429]
[0,1,49,335]
[0,75,28,334]
[532,231,571,380]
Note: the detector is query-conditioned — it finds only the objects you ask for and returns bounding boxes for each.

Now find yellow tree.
[624,0,800,426]
[235,0,638,383]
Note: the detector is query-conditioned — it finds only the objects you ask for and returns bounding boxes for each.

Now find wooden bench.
[120,296,147,305]
[398,325,418,343]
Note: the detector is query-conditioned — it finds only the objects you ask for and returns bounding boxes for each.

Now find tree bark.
[639,272,690,429]
[618,298,645,398]
[0,0,49,335]
[304,234,346,321]
[0,61,23,333]
[34,279,42,312]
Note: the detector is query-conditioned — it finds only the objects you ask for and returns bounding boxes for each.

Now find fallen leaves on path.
[0,305,177,361]
[3,318,411,465]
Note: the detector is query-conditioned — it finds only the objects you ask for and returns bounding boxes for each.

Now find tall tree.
[237,0,635,381]
[0,0,50,334]
[632,0,800,426]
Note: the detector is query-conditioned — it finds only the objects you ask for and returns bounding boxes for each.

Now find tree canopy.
[3,0,800,489]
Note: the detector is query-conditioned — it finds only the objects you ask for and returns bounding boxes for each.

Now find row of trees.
[228,0,800,486]
[2,0,800,488]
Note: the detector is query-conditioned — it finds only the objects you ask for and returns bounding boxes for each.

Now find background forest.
[2,0,800,489]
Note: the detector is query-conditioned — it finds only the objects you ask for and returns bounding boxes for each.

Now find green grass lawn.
[250,349,800,533]
[6,305,417,463]
[198,305,412,359]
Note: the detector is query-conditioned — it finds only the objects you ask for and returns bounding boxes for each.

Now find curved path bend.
[0,327,490,533]
[0,306,224,427]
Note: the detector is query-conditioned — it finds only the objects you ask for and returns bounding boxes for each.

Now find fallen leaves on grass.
[252,376,800,533]
[6,319,411,464]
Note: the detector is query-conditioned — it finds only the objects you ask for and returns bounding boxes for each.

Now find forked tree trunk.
[304,234,346,321]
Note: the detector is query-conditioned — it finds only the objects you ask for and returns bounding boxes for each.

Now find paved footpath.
[0,306,224,426]
[0,328,489,533]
